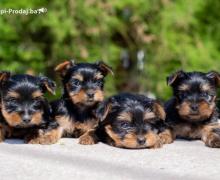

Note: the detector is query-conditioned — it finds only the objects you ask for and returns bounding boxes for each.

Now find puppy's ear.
[153,101,166,121]
[95,99,112,123]
[167,70,185,86]
[0,71,11,86]
[55,60,75,77]
[96,61,114,76]
[39,76,56,95]
[206,71,220,87]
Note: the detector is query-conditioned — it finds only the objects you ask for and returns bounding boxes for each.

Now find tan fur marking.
[178,84,190,91]
[105,125,123,147]
[94,72,103,80]
[72,73,83,81]
[154,103,166,120]
[69,90,87,104]
[118,112,132,122]
[201,124,220,148]
[56,115,98,138]
[144,112,156,121]
[32,91,43,98]
[27,128,63,145]
[2,107,22,126]
[94,89,104,102]
[201,84,211,91]
[55,61,72,72]
[144,131,162,148]
[7,91,20,98]
[79,130,97,145]
[31,112,43,125]
[159,129,174,144]
[122,133,138,148]
[178,101,215,121]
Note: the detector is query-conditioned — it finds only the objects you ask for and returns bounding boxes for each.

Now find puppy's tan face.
[167,71,220,122]
[177,100,215,121]
[176,82,216,122]
[105,125,159,149]
[66,71,104,106]
[2,90,44,128]
[103,103,165,149]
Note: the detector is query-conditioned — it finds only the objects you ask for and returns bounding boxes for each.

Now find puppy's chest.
[56,115,98,136]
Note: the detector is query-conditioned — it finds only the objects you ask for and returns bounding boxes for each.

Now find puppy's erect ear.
[153,101,166,121]
[54,60,75,77]
[206,71,220,87]
[39,76,56,95]
[95,99,112,123]
[0,71,11,86]
[96,61,114,76]
[166,70,186,86]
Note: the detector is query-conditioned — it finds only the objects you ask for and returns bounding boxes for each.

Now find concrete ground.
[0,139,219,180]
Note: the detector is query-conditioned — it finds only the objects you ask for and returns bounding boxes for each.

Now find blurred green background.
[0,0,220,100]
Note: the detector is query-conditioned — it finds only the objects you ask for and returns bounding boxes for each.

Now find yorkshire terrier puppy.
[31,60,113,145]
[165,70,220,148]
[0,72,57,143]
[95,93,171,149]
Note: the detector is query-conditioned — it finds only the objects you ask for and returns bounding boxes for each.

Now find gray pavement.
[0,139,219,180]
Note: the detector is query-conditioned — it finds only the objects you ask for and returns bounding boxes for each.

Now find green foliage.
[0,0,220,100]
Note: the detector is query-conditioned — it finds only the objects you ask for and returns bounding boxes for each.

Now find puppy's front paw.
[79,134,97,145]
[151,139,163,149]
[204,129,220,148]
[159,129,174,145]
[26,129,61,145]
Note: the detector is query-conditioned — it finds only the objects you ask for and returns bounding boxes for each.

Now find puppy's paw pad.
[79,135,96,145]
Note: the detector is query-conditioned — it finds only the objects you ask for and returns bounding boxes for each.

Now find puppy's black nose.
[23,114,31,123]
[23,117,31,123]
[191,104,198,111]
[137,137,146,145]
[87,92,94,98]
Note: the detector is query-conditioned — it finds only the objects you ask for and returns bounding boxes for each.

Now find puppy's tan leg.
[79,129,98,145]
[26,127,63,145]
[202,124,220,148]
[159,128,174,145]
[0,125,5,142]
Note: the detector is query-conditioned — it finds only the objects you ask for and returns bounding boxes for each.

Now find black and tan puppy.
[165,70,220,148]
[95,93,171,149]
[32,60,113,145]
[0,72,57,143]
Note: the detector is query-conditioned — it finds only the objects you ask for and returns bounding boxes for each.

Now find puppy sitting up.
[0,72,56,143]
[165,71,220,148]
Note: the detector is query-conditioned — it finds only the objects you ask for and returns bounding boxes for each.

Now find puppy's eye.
[119,121,131,129]
[95,79,103,86]
[72,79,81,86]
[7,97,18,103]
[179,92,187,99]
[33,97,43,101]
[201,92,208,97]
[33,102,42,109]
